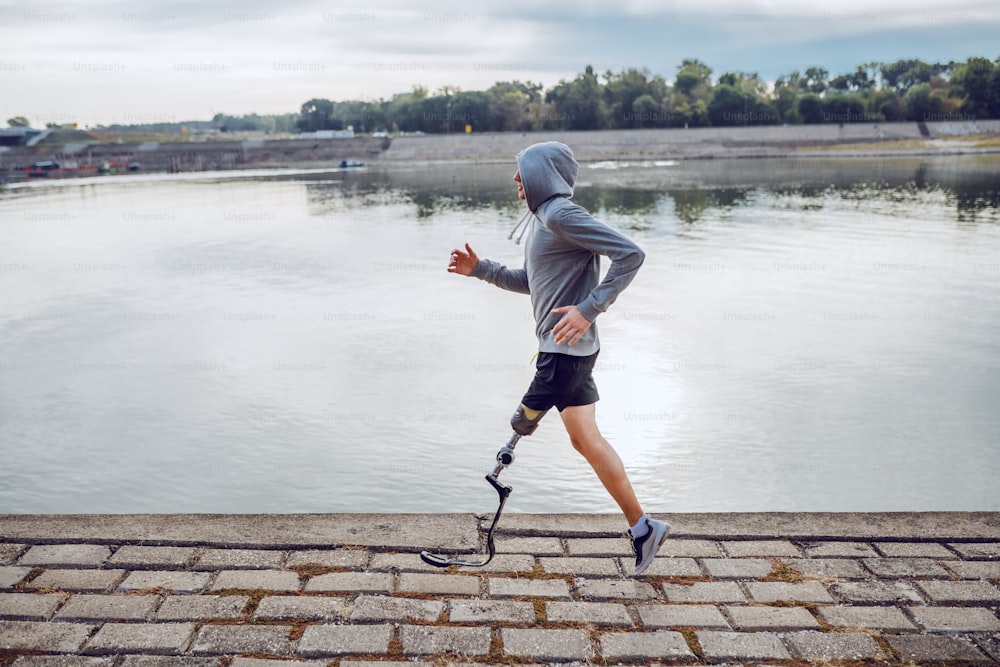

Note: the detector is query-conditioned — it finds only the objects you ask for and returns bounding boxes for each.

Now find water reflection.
[297,157,1000,225]
[665,188,755,224]
[303,166,524,219]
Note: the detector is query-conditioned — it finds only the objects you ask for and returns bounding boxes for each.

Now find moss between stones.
[766,558,806,583]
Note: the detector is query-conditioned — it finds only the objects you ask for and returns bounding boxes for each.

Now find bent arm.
[552,208,644,321]
[470,258,531,294]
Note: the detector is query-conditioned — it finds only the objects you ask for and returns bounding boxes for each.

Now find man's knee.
[567,430,602,455]
[510,403,549,436]
[561,416,603,455]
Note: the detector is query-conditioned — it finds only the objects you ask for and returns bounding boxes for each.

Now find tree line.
[295,57,999,134]
[49,55,997,135]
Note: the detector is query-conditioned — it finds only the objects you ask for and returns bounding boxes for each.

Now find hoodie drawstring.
[507,210,533,245]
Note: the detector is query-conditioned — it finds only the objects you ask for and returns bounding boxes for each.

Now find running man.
[447,141,668,575]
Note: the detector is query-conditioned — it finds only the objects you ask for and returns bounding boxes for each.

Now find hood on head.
[515,141,578,212]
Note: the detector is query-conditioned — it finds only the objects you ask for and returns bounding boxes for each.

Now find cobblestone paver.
[2,521,1000,665]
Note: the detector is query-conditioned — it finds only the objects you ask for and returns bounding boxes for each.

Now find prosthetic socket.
[510,403,549,436]
[493,404,549,474]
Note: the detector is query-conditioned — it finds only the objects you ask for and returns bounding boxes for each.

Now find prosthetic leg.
[419,404,548,568]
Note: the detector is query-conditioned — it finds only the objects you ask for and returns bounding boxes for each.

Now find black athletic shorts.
[520,350,600,412]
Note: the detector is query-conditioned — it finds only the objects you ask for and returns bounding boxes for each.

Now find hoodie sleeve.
[469,257,530,294]
[549,206,645,321]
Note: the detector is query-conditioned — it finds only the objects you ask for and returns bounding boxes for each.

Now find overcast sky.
[1,0,998,127]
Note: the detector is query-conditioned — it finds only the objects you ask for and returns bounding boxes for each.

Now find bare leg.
[560,403,643,527]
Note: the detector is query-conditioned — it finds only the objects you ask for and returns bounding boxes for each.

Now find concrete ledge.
[497,512,1000,541]
[2,513,999,548]
[0,514,478,550]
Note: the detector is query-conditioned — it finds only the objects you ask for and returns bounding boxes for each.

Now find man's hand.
[448,243,478,276]
[551,305,592,346]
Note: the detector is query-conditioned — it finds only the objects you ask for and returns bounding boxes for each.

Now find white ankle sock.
[630,514,649,537]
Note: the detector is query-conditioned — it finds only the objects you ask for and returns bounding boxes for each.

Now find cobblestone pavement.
[2,517,999,665]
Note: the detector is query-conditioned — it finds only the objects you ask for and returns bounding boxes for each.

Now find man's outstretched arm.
[449,242,530,294]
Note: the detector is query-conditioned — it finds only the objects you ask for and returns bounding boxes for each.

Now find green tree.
[418,95,449,133]
[771,83,801,123]
[669,59,713,127]
[803,67,829,94]
[798,94,824,123]
[717,71,768,100]
[676,59,713,87]
[213,112,265,132]
[822,95,867,123]
[386,86,428,132]
[829,74,852,92]
[850,64,876,93]
[546,65,608,130]
[666,97,709,127]
[708,84,752,125]
[775,71,803,91]
[673,71,701,96]
[450,90,493,132]
[491,89,530,131]
[830,65,875,94]
[296,99,337,132]
[859,61,883,90]
[326,101,385,133]
[631,94,662,127]
[6,116,30,127]
[604,68,666,128]
[904,83,944,120]
[881,60,909,92]
[950,57,1000,118]
[868,90,903,121]
[710,74,780,126]
[489,81,542,131]
[272,113,300,134]
[882,59,945,94]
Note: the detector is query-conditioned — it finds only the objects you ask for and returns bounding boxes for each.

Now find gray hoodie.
[470,141,645,356]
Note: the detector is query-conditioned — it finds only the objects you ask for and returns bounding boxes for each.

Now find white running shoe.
[628,517,670,576]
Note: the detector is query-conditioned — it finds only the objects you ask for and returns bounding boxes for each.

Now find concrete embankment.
[381,121,1000,164]
[2,121,999,179]
[2,512,999,664]
[0,137,390,177]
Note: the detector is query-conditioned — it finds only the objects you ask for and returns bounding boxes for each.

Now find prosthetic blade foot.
[420,433,520,568]
[420,473,512,568]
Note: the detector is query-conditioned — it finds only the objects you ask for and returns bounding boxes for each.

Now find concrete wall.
[382,121,1000,162]
[0,136,388,175]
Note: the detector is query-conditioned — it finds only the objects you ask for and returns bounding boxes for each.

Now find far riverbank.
[2,121,1000,180]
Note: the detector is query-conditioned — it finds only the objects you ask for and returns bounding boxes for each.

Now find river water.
[1,156,998,515]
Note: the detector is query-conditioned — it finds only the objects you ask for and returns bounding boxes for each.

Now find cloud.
[1,0,997,126]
